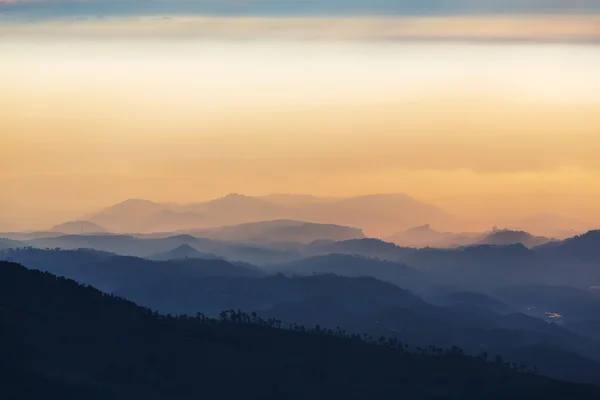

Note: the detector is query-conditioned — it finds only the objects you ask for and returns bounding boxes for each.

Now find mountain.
[387,225,479,248]
[187,220,365,244]
[478,229,551,248]
[390,229,600,289]
[305,238,416,261]
[535,230,600,262]
[260,193,338,205]
[0,231,66,240]
[16,229,600,287]
[428,291,515,315]
[90,198,172,218]
[185,193,286,225]
[566,320,600,341]
[407,244,540,289]
[86,198,184,232]
[4,261,600,399]
[21,234,301,265]
[50,220,107,234]
[136,209,206,232]
[501,344,600,384]
[503,214,594,239]
[150,244,221,261]
[85,193,450,236]
[5,250,600,384]
[292,193,451,237]
[0,238,23,250]
[0,248,264,298]
[269,254,426,290]
[492,285,600,323]
[529,230,600,287]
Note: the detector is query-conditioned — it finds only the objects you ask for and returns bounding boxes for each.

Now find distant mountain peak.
[116,198,159,206]
[87,192,450,236]
[478,229,550,248]
[50,220,106,234]
[207,193,268,206]
[406,224,433,232]
[151,243,221,261]
[171,243,197,252]
[223,193,246,198]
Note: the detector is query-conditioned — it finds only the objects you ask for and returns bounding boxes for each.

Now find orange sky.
[1,17,600,230]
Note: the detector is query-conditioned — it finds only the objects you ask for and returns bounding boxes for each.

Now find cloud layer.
[2,0,600,18]
[2,16,600,43]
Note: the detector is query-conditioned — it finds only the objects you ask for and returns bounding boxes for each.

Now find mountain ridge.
[83,193,450,235]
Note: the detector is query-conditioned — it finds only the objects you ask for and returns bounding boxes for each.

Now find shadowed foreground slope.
[1,261,600,400]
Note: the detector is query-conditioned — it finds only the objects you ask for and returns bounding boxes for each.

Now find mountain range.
[50,220,107,234]
[5,260,600,399]
[388,225,552,249]
[83,193,450,236]
[4,248,600,385]
[179,219,365,244]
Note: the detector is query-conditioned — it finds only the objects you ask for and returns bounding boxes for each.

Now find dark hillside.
[2,261,600,400]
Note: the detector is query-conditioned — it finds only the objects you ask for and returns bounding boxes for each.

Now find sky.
[1,1,600,231]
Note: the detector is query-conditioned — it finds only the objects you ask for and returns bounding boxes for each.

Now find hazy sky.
[1,3,600,230]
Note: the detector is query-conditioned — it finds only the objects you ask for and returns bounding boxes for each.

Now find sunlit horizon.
[2,13,600,233]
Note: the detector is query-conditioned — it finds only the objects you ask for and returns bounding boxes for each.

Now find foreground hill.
[5,248,600,383]
[2,260,600,400]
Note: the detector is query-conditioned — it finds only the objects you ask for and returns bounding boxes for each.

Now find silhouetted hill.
[306,238,416,261]
[492,285,600,323]
[0,238,22,250]
[0,231,65,240]
[256,281,600,383]
[15,230,600,288]
[566,320,600,341]
[407,244,538,289]
[535,230,600,262]
[151,244,221,261]
[270,254,425,289]
[501,345,600,385]
[0,248,263,296]
[4,261,600,399]
[22,234,300,265]
[429,291,514,315]
[4,250,600,383]
[186,219,365,244]
[478,229,551,248]
[387,224,479,248]
[50,220,107,234]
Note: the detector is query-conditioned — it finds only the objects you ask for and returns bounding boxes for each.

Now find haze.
[6,3,600,397]
[2,15,600,231]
